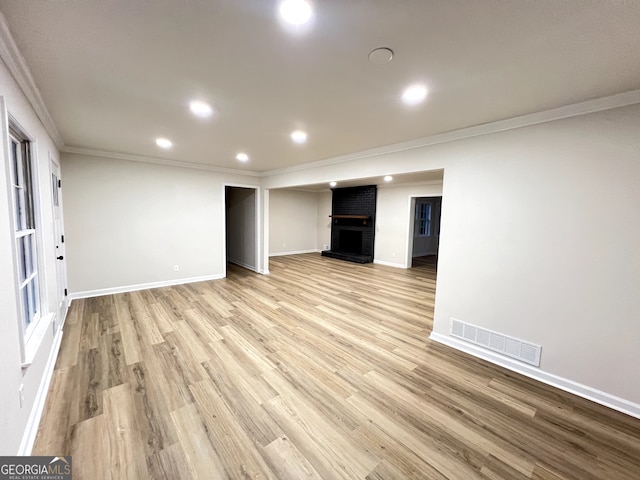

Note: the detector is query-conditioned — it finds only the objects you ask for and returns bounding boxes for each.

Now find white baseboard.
[69,273,225,300]
[269,249,319,257]
[59,300,70,329]
[18,327,64,455]
[373,259,407,269]
[429,332,640,419]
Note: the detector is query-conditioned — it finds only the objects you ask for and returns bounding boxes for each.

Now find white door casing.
[50,155,67,323]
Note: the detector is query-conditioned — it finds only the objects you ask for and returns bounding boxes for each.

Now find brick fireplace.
[322,185,376,264]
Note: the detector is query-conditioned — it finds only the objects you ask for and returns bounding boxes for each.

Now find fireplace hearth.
[322,185,376,264]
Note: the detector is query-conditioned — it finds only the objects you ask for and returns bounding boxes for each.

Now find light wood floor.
[34,253,640,479]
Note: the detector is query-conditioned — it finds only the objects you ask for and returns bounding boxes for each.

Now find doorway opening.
[224,185,259,274]
[408,196,442,268]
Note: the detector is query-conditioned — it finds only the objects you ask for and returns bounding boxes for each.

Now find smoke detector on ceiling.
[368,47,394,64]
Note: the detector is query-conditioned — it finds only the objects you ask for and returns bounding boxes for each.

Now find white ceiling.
[1,1,639,173]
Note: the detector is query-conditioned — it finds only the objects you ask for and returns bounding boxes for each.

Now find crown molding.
[262,89,640,178]
[61,146,261,177]
[0,13,64,148]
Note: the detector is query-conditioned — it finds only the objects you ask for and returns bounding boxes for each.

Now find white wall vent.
[450,318,542,367]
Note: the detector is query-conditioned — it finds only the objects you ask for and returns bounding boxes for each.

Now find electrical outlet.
[324,244,329,250]
[282,243,287,248]
[173,265,179,272]
[18,384,24,408]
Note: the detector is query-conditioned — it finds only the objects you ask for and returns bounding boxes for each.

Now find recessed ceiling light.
[402,84,428,105]
[329,181,337,187]
[291,130,307,144]
[155,137,172,149]
[236,152,249,162]
[384,175,393,182]
[279,0,313,26]
[189,100,213,118]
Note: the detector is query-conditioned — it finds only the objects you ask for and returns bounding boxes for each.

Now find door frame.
[49,153,68,324]
[404,196,418,268]
[405,195,442,268]
[222,183,262,277]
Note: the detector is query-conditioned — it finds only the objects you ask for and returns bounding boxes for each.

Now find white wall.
[62,153,256,295]
[375,184,444,267]
[263,104,640,408]
[269,189,321,255]
[0,61,64,453]
[226,186,257,270]
[433,107,640,405]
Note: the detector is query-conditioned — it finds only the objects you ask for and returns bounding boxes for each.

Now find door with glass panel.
[50,156,67,321]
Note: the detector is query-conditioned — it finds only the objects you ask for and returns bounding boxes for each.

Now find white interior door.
[50,157,67,322]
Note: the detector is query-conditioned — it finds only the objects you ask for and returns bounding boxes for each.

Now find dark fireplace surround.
[322,185,376,264]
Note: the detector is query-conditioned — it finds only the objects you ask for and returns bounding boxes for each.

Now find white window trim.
[5,114,49,366]
[416,200,432,237]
